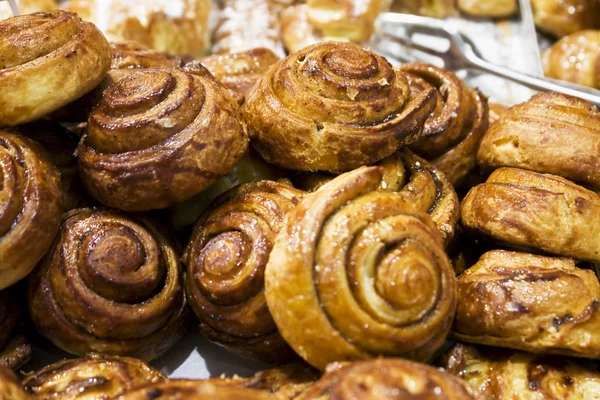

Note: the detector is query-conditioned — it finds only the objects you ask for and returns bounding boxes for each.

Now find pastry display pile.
[0,1,599,399]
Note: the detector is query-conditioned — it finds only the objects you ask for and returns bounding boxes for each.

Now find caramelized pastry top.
[117,380,270,400]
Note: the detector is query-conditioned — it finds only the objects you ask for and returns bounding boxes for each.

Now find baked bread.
[0,10,110,126]
[78,68,248,211]
[453,250,600,359]
[68,0,212,56]
[543,30,600,89]
[28,208,190,361]
[457,0,517,18]
[0,367,31,400]
[532,0,600,38]
[478,92,600,190]
[183,181,304,363]
[242,42,436,172]
[441,343,600,399]
[0,131,63,290]
[461,168,600,262]
[117,380,270,400]
[390,0,455,18]
[265,166,457,370]
[23,355,165,400]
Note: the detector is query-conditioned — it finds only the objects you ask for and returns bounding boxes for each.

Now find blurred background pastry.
[532,0,600,38]
[0,0,57,20]
[457,0,517,18]
[390,0,455,18]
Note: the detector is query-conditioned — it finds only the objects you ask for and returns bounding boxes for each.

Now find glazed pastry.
[461,168,600,262]
[488,103,509,126]
[478,93,600,190]
[243,42,436,172]
[0,0,57,20]
[265,166,457,370]
[68,0,212,56]
[297,359,478,399]
[23,355,164,400]
[184,181,304,363]
[0,10,110,127]
[117,380,270,400]
[28,208,190,361]
[532,0,600,38]
[452,250,600,359]
[17,123,89,210]
[292,149,459,246]
[399,62,489,186]
[457,0,517,18]
[200,48,280,97]
[0,131,63,290]
[390,0,455,18]
[0,287,32,370]
[212,0,286,57]
[543,30,600,89]
[78,68,248,211]
[0,367,32,400]
[280,5,322,54]
[441,343,600,399]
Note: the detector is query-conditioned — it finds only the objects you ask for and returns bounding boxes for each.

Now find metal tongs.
[372,13,600,108]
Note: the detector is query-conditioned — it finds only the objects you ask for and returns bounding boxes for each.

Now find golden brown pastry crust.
[243,42,437,172]
[441,343,600,399]
[390,0,455,18]
[487,103,508,126]
[461,168,600,262]
[280,5,323,54]
[543,30,600,89]
[116,380,270,400]
[22,355,165,400]
[0,10,110,127]
[27,208,190,361]
[200,48,280,97]
[532,0,600,38]
[0,0,57,21]
[399,62,489,186]
[297,359,479,399]
[0,335,32,371]
[0,367,32,400]
[457,0,517,18]
[453,250,600,358]
[478,92,600,190]
[0,131,63,290]
[0,288,31,370]
[265,166,457,370]
[78,68,248,211]
[183,181,304,364]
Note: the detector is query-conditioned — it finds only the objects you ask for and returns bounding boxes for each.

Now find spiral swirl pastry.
[184,181,304,363]
[0,131,63,290]
[296,359,478,400]
[0,10,111,127]
[78,68,248,211]
[265,166,457,370]
[23,355,165,400]
[117,380,270,400]
[461,168,600,262]
[0,367,32,400]
[27,208,190,361]
[453,250,600,359]
[201,48,280,97]
[399,62,489,186]
[478,93,600,190]
[242,42,436,172]
[543,31,600,89]
[441,343,600,399]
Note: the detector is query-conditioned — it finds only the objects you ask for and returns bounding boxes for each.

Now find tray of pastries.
[0,0,599,399]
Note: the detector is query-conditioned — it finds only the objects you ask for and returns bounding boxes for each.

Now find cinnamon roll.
[543,30,600,89]
[0,287,31,370]
[453,250,600,358]
[0,367,31,400]
[0,131,63,290]
[457,0,517,18]
[184,181,304,363]
[297,359,478,399]
[461,168,600,262]
[23,355,165,400]
[17,123,89,210]
[478,93,600,190]
[532,0,600,38]
[265,166,457,370]
[399,62,489,186]
[212,0,286,57]
[243,42,436,172]
[78,68,248,211]
[441,343,600,399]
[0,10,110,127]
[117,381,270,400]
[200,48,280,97]
[27,208,190,361]
[0,335,32,371]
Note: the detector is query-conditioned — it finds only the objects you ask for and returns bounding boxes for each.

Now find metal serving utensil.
[1,0,20,16]
[372,12,600,108]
